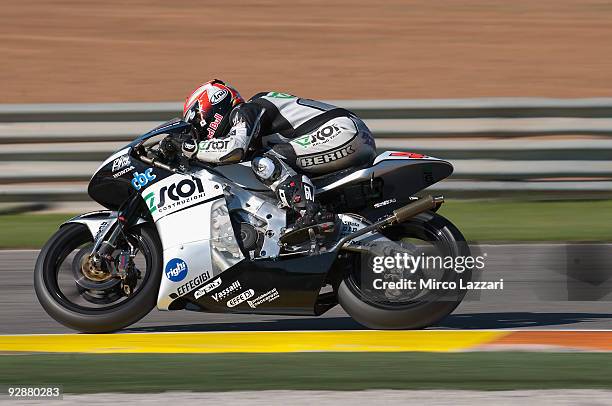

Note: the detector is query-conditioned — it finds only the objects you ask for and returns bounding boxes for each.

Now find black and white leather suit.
[187,91,377,220]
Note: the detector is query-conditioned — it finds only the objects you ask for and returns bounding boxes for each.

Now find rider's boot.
[276,175,337,244]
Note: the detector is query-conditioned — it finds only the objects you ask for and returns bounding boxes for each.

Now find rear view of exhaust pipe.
[331,195,444,252]
[392,195,444,223]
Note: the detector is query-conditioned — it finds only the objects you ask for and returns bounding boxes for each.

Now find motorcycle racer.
[175,79,377,239]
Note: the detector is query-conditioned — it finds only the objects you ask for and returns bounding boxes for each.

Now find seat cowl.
[316,152,453,197]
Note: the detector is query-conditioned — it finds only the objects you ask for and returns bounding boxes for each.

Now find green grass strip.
[0,213,74,249]
[440,199,612,242]
[2,199,612,248]
[0,352,611,392]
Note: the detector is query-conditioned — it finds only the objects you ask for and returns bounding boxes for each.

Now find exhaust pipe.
[330,195,444,253]
[392,195,444,223]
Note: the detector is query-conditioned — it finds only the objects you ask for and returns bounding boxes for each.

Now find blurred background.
[3,0,612,102]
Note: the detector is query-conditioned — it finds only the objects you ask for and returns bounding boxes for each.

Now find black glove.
[159,135,181,159]
[181,138,198,158]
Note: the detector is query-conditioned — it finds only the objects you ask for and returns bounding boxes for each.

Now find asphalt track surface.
[2,245,612,334]
[13,390,612,406]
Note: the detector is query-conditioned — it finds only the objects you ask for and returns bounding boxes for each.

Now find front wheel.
[338,211,471,329]
[34,223,162,333]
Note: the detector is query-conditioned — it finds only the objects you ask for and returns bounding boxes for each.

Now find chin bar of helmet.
[330,195,444,253]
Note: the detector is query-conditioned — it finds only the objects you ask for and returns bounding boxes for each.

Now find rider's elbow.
[219,148,244,163]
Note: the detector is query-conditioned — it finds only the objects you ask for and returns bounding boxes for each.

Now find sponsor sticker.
[145,177,206,215]
[267,92,295,98]
[227,289,255,308]
[112,165,134,178]
[165,258,188,282]
[389,152,428,159]
[207,113,224,139]
[373,198,397,208]
[94,221,109,240]
[176,271,211,296]
[198,139,230,152]
[131,168,156,190]
[341,220,361,235]
[247,288,279,308]
[111,155,131,172]
[194,277,222,299]
[182,139,197,154]
[211,280,241,302]
[299,145,355,167]
[209,88,229,104]
[293,125,341,149]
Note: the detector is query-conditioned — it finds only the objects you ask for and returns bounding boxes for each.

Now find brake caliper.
[116,250,139,296]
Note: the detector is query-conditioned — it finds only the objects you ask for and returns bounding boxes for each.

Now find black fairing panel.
[87,119,190,210]
[362,160,452,221]
[179,252,338,315]
[317,158,453,221]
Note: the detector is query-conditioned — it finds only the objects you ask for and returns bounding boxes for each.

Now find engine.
[230,210,266,258]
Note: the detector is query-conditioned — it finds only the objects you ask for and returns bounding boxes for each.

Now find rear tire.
[338,211,470,329]
[34,223,162,333]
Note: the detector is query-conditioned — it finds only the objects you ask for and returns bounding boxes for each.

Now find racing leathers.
[184,91,377,233]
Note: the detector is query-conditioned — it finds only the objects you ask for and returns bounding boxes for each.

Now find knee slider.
[252,156,282,185]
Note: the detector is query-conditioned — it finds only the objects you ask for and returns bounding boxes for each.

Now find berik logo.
[300,145,355,167]
[146,177,205,214]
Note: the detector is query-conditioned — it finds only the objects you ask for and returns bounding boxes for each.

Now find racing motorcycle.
[34,119,471,333]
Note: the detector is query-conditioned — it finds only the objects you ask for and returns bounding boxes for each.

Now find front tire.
[34,223,162,333]
[338,211,471,329]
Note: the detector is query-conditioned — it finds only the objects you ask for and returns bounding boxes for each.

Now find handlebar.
[137,154,177,173]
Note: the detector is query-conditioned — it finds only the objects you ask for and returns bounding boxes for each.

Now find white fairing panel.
[62,211,117,239]
[212,162,269,191]
[140,171,245,310]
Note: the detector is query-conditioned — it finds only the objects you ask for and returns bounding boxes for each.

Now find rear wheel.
[34,223,162,333]
[338,211,471,329]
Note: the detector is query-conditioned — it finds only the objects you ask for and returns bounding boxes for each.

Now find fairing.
[87,119,191,210]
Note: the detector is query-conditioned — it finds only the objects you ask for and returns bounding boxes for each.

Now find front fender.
[62,210,148,240]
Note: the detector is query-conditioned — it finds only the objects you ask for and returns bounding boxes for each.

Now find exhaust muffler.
[331,195,444,252]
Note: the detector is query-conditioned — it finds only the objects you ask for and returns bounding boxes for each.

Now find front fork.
[86,193,144,295]
[92,193,142,257]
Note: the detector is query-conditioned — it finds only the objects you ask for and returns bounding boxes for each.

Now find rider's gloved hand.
[181,138,198,158]
[159,135,180,159]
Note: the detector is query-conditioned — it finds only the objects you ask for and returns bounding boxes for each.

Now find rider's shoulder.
[247,91,271,102]
[229,100,264,124]
[247,91,297,102]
